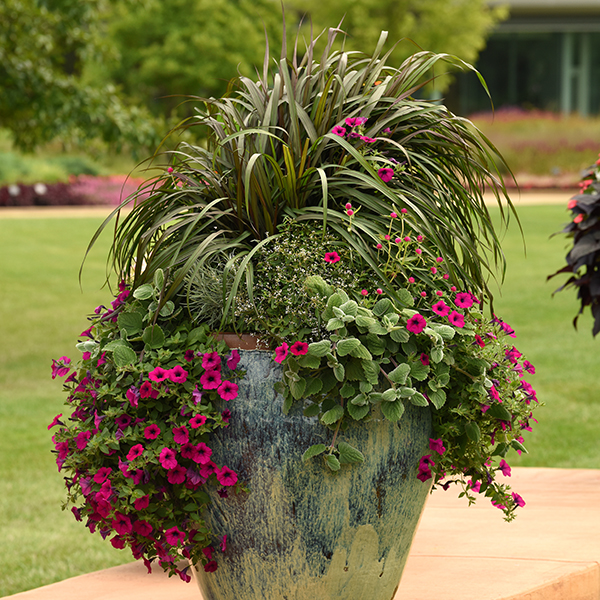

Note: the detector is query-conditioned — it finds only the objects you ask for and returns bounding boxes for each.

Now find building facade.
[450,0,600,115]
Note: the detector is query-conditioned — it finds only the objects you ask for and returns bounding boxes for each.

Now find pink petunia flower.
[48,413,63,430]
[377,167,394,182]
[217,380,239,401]
[168,365,188,383]
[184,349,195,362]
[204,560,218,573]
[432,300,450,316]
[200,369,222,390]
[159,447,178,470]
[474,334,485,348]
[217,466,238,487]
[448,311,465,328]
[133,520,153,537]
[274,343,289,364]
[324,251,341,263]
[189,414,207,429]
[406,314,426,334]
[126,387,139,408]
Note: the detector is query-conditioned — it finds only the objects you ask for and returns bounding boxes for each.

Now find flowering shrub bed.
[50,272,246,581]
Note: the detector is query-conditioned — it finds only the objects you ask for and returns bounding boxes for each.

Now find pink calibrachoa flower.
[512,492,526,507]
[429,438,446,454]
[498,459,511,477]
[360,136,376,143]
[324,251,341,263]
[168,365,188,383]
[202,352,221,371]
[217,466,238,486]
[173,426,189,445]
[274,343,289,364]
[455,292,474,309]
[144,424,160,440]
[377,167,394,182]
[290,341,308,356]
[127,444,144,461]
[159,447,178,470]
[217,380,239,401]
[115,414,132,429]
[226,349,241,370]
[139,381,156,399]
[51,356,71,379]
[200,369,222,390]
[165,526,186,546]
[112,513,133,536]
[149,367,170,383]
[189,414,207,429]
[406,314,427,334]
[332,125,346,137]
[76,430,91,450]
[523,360,535,374]
[448,311,465,328]
[193,442,212,464]
[134,495,150,510]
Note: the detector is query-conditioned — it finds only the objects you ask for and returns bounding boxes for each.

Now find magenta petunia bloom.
[454,292,474,309]
[192,384,203,405]
[429,438,446,455]
[149,367,170,383]
[51,356,71,379]
[133,520,153,536]
[48,413,63,430]
[377,167,394,182]
[221,409,231,423]
[469,479,481,493]
[126,387,139,408]
[93,467,112,484]
[181,443,199,461]
[324,251,341,263]
[111,513,133,536]
[139,381,155,399]
[193,442,213,465]
[127,444,144,461]
[226,349,241,370]
[217,380,239,401]
[406,314,427,334]
[474,334,485,348]
[184,349,195,362]
[290,341,309,356]
[165,526,186,546]
[169,365,188,383]
[448,311,465,328]
[512,492,526,507]
[432,300,450,316]
[167,465,187,484]
[96,352,107,367]
[159,447,178,470]
[202,352,221,371]
[360,136,376,143]
[221,534,227,552]
[523,360,535,374]
[173,426,189,445]
[489,386,500,401]
[76,430,91,450]
[420,353,430,366]
[200,369,222,390]
[189,414,207,429]
[498,459,511,477]
[115,414,132,429]
[204,560,218,573]
[274,342,289,364]
[416,468,432,482]
[332,125,346,137]
[133,495,150,510]
[144,423,161,440]
[217,465,238,487]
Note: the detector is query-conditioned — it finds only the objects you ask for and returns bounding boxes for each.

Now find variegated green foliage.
[93,25,515,323]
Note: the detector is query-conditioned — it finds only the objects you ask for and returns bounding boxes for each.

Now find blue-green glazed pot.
[192,350,432,600]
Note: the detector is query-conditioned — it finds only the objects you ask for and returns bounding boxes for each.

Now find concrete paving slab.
[4,468,600,600]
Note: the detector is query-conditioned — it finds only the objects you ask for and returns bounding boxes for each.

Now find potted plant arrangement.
[549,154,600,336]
[50,26,538,600]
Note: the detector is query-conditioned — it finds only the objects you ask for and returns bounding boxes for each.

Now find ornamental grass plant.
[49,25,539,582]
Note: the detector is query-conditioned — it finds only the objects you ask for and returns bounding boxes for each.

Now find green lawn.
[0,203,598,596]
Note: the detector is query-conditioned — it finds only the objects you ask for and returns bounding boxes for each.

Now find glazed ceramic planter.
[192,349,432,600]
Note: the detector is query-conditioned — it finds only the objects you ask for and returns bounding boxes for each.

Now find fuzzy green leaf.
[325,454,341,472]
[133,284,154,300]
[432,324,456,340]
[409,392,429,407]
[347,402,370,420]
[381,399,405,422]
[117,312,143,336]
[340,382,356,398]
[362,360,380,385]
[159,300,175,317]
[290,377,307,400]
[350,393,368,406]
[338,442,365,464]
[390,327,410,343]
[298,354,321,369]
[333,363,345,382]
[410,361,430,381]
[372,298,394,317]
[114,345,137,367]
[307,340,331,357]
[321,404,344,425]
[396,288,414,307]
[339,300,358,316]
[327,317,345,331]
[142,325,165,349]
[388,363,410,385]
[337,338,361,356]
[302,444,327,462]
[382,388,398,402]
[488,404,512,421]
[282,395,293,415]
[355,315,376,329]
[431,347,444,364]
[303,403,322,417]
[305,377,323,396]
[365,333,386,355]
[465,421,481,442]
[349,343,372,360]
[428,389,447,409]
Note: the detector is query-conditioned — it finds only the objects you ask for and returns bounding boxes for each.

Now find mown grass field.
[0,201,598,595]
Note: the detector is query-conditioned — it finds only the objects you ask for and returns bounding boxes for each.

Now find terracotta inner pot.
[213,333,270,351]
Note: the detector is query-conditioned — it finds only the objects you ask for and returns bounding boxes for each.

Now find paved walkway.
[4,468,599,600]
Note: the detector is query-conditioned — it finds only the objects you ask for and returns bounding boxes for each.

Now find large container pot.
[193,349,432,600]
